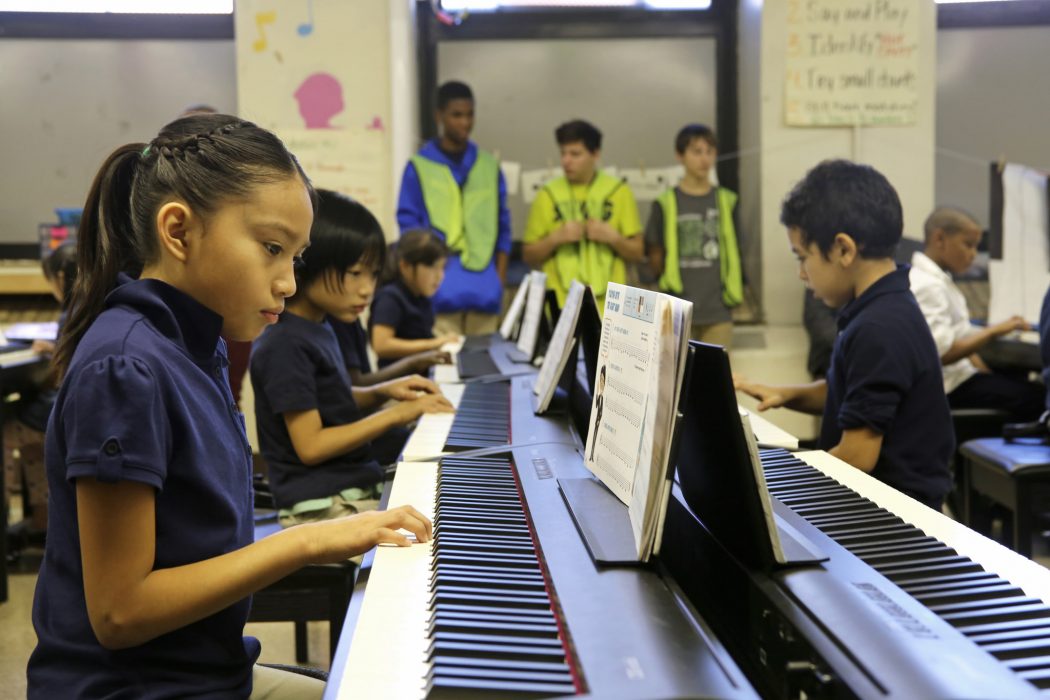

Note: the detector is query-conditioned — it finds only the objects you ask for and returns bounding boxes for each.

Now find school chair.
[958,437,1050,558]
[949,407,1010,520]
[250,475,357,664]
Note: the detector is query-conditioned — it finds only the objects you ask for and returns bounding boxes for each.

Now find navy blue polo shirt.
[369,279,435,368]
[329,317,372,374]
[250,312,382,508]
[29,277,259,699]
[820,265,955,509]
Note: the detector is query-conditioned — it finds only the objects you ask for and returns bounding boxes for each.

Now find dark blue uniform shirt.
[28,277,260,699]
[250,312,382,508]
[369,279,435,368]
[329,317,372,374]
[820,265,955,509]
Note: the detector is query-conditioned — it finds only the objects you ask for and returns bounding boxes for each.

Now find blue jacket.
[397,139,512,314]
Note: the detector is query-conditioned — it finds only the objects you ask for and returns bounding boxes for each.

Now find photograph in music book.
[583,282,692,560]
[533,281,585,414]
[673,341,791,569]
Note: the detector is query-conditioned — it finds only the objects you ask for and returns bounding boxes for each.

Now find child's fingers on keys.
[374,527,412,548]
[389,506,432,542]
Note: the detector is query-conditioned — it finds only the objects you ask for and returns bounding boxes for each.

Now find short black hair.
[437,81,474,110]
[296,189,386,294]
[674,124,718,154]
[780,159,902,259]
[555,120,602,153]
[923,206,980,244]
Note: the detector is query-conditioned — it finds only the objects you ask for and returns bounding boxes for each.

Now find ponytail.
[54,144,144,377]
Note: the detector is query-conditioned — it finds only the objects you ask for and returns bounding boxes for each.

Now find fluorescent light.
[0,0,232,12]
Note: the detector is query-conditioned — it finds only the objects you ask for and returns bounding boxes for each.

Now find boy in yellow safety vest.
[522,120,643,313]
[396,81,511,336]
[646,124,743,348]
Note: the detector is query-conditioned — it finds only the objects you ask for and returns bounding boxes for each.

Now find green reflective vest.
[411,151,499,271]
[656,186,743,307]
[542,171,626,305]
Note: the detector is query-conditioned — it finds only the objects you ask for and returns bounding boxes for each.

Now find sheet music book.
[532,281,585,414]
[515,271,548,360]
[583,283,692,560]
[3,321,58,342]
[499,276,531,340]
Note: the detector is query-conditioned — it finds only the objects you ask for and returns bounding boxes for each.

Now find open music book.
[498,274,531,340]
[532,280,585,414]
[583,283,692,561]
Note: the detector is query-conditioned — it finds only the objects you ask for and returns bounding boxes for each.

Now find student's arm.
[522,190,582,267]
[348,350,451,386]
[284,391,453,465]
[644,200,666,279]
[584,220,644,262]
[371,324,456,360]
[940,316,1029,365]
[495,251,509,287]
[396,162,427,233]
[77,478,431,650]
[734,376,827,415]
[828,426,882,473]
[351,374,442,411]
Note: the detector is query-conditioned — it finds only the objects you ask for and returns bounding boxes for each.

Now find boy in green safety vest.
[397,81,511,336]
[646,124,743,349]
[523,120,643,314]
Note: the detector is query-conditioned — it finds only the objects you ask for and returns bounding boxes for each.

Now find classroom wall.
[756,1,937,326]
[935,25,1050,228]
[0,38,236,245]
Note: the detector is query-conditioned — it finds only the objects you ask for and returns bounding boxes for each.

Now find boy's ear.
[155,201,195,263]
[833,232,859,266]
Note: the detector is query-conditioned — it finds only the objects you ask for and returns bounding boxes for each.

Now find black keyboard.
[444,382,510,452]
[457,350,501,379]
[761,448,1050,696]
[427,454,577,698]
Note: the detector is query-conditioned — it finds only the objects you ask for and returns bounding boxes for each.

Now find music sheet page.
[533,281,585,411]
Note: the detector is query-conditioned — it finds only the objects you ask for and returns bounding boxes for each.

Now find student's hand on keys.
[303,505,433,563]
[411,350,452,371]
[559,220,584,245]
[993,315,1030,336]
[380,374,441,401]
[31,339,55,355]
[733,374,785,412]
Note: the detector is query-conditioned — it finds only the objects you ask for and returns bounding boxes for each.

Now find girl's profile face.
[404,257,446,298]
[183,176,313,341]
[307,261,378,323]
[45,272,64,304]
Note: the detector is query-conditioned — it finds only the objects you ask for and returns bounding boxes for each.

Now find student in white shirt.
[909,207,1043,420]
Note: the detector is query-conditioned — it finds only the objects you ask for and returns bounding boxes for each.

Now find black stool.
[959,437,1050,557]
[950,408,1010,520]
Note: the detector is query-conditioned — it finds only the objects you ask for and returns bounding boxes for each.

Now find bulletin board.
[235,0,393,233]
[783,0,920,127]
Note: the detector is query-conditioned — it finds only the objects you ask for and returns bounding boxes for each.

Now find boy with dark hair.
[736,160,955,511]
[397,80,511,336]
[646,123,743,348]
[523,119,642,311]
[909,206,1042,421]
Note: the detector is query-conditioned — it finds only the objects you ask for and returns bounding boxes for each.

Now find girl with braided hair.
[27,114,432,699]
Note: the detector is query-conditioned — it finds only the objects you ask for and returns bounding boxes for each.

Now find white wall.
[756,1,937,325]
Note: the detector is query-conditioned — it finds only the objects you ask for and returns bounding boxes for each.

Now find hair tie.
[141,145,151,157]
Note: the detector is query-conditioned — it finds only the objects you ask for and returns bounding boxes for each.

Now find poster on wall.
[234,0,393,234]
[783,0,920,127]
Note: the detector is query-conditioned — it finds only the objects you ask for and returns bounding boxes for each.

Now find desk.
[0,263,50,296]
[0,351,50,603]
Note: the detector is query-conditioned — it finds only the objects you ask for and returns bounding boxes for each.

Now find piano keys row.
[762,448,1050,694]
[427,455,578,698]
[401,380,511,461]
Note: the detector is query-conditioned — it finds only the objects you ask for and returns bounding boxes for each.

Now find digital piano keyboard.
[326,372,758,699]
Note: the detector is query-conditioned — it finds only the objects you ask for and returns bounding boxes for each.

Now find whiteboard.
[0,38,236,246]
